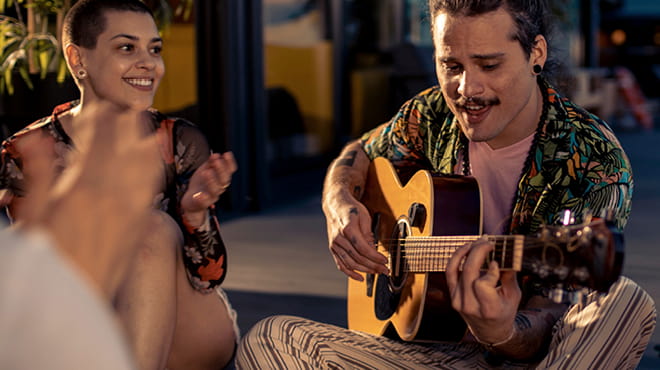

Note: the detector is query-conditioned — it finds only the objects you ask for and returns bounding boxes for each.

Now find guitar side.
[347,157,481,341]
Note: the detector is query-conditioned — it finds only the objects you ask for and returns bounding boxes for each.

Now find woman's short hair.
[62,0,154,49]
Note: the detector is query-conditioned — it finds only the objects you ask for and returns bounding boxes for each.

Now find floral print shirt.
[360,77,633,235]
[0,101,227,293]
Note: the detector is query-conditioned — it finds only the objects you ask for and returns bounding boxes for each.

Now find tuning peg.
[547,287,589,305]
[547,287,566,303]
[569,289,588,305]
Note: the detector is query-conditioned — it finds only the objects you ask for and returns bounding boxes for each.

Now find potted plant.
[0,0,68,95]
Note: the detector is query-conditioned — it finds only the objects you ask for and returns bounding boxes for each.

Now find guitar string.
[376,238,556,272]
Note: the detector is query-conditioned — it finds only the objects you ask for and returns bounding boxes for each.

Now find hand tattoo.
[353,186,362,198]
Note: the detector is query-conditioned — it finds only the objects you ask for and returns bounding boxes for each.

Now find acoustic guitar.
[347,157,624,342]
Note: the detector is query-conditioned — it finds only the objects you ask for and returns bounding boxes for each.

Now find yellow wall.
[152,25,338,154]
[153,24,197,113]
[350,66,391,138]
[264,42,334,153]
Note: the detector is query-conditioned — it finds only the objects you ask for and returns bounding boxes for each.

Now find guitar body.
[347,157,481,342]
[348,157,624,342]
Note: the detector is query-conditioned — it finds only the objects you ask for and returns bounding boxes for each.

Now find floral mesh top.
[0,101,227,293]
[360,77,633,234]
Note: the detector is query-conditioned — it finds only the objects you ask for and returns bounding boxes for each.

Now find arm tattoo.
[336,150,358,167]
[514,313,532,330]
[350,207,359,215]
[353,186,362,198]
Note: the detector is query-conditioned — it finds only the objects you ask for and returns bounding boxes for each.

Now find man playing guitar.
[236,1,656,368]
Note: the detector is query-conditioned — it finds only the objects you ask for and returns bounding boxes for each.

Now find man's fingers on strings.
[461,238,494,280]
[331,242,364,281]
[350,235,388,275]
[346,223,387,267]
[445,242,472,291]
[339,262,364,282]
[334,253,365,282]
[332,236,380,276]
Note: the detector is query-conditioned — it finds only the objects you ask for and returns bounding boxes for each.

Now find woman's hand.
[180,151,237,228]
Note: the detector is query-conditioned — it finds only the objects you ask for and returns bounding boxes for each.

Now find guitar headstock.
[522,217,624,293]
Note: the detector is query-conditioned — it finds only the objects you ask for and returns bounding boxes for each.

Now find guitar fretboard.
[390,235,524,273]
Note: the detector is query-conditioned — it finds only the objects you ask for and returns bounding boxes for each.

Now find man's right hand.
[324,192,389,281]
[322,141,389,281]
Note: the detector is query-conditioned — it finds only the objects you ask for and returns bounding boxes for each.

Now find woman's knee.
[137,210,183,258]
[168,287,238,370]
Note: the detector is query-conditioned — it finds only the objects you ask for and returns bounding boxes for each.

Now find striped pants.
[236,276,656,369]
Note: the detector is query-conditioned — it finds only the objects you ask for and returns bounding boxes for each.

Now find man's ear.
[531,34,548,68]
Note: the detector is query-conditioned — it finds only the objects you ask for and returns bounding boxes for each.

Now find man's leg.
[538,276,657,369]
[235,315,535,369]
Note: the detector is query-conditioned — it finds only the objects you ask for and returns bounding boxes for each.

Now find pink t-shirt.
[468,133,535,234]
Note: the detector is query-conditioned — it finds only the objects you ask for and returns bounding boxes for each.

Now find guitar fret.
[500,237,507,268]
[399,235,527,273]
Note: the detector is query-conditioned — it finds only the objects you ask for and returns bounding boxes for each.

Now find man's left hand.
[445,237,521,345]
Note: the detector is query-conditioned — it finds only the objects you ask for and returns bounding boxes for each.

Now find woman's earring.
[533,64,543,75]
[77,69,87,79]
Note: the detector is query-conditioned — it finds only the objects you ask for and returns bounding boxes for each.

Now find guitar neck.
[396,235,524,273]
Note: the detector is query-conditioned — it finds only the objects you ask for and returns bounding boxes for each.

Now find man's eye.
[151,45,163,55]
[483,63,499,71]
[444,64,461,74]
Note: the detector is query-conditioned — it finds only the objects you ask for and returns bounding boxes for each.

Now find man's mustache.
[455,96,500,107]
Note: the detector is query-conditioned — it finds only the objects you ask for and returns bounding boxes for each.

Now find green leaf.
[18,64,32,89]
[4,66,13,95]
[56,55,66,83]
[38,49,50,78]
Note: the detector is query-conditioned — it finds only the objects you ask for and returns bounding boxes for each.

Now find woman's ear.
[64,43,89,80]
[64,43,83,71]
